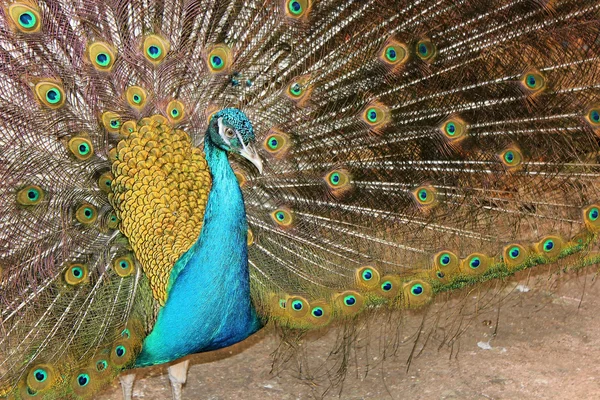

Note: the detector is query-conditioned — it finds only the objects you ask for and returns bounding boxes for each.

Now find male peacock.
[1,0,600,399]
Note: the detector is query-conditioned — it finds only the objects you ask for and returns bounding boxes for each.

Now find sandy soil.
[99,269,600,400]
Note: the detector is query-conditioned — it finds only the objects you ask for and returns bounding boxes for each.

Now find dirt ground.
[99,269,600,400]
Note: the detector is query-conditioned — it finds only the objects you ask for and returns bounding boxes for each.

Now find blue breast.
[135,138,261,367]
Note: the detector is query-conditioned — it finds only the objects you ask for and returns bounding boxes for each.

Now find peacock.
[1,0,600,399]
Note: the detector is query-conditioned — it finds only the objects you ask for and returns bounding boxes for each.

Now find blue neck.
[136,137,261,367]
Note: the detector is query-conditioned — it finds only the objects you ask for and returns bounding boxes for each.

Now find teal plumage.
[1,0,600,399]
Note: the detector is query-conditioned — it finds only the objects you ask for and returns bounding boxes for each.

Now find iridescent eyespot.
[167,100,185,122]
[536,236,563,258]
[110,342,132,366]
[440,117,466,140]
[402,280,432,307]
[285,296,309,318]
[206,44,231,74]
[521,71,545,92]
[17,185,44,206]
[361,102,389,129]
[344,295,356,306]
[434,250,459,275]
[68,137,94,160]
[380,40,408,66]
[585,107,600,129]
[88,42,116,71]
[9,4,42,33]
[285,0,310,18]
[77,374,90,387]
[113,255,135,277]
[324,169,351,194]
[271,208,293,227]
[126,86,147,109]
[381,281,393,291]
[27,364,56,392]
[436,271,445,279]
[413,185,436,207]
[102,111,121,133]
[416,39,436,61]
[499,147,523,168]
[410,284,423,296]
[75,204,98,225]
[98,172,114,193]
[34,81,65,109]
[143,34,170,64]
[355,266,380,289]
[115,345,126,357]
[64,263,88,286]
[311,307,323,317]
[460,253,490,276]
[290,83,303,97]
[33,369,47,382]
[263,130,291,157]
[584,204,600,231]
[96,360,108,372]
[503,243,528,268]
[292,300,303,310]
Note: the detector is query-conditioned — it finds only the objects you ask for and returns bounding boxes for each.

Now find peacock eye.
[225,128,235,138]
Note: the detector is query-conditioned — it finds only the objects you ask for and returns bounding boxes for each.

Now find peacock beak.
[239,144,263,174]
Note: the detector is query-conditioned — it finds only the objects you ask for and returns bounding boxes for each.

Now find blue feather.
[135,128,261,367]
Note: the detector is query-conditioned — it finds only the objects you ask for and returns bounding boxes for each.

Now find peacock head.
[207,108,263,173]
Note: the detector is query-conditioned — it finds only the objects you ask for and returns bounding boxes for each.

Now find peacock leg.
[168,359,190,400]
[119,373,136,400]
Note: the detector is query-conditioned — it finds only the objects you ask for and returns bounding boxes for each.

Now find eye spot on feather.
[416,39,436,61]
[64,263,88,285]
[263,129,291,157]
[77,374,90,387]
[412,185,436,207]
[536,236,563,258]
[113,255,135,277]
[143,34,170,64]
[440,117,467,140]
[311,307,323,317]
[584,204,600,231]
[126,86,147,109]
[206,44,232,74]
[271,208,293,227]
[26,364,56,392]
[402,279,432,307]
[95,360,108,372]
[355,266,380,289]
[34,81,65,109]
[98,172,114,194]
[324,169,352,197]
[503,243,528,269]
[360,102,390,131]
[102,111,122,133]
[521,70,545,92]
[434,250,459,276]
[380,39,408,67]
[286,296,309,318]
[585,107,600,131]
[285,75,312,105]
[167,100,185,122]
[68,137,94,160]
[17,185,44,206]
[500,147,523,168]
[285,0,311,18]
[75,204,98,225]
[460,253,490,276]
[88,42,116,71]
[335,291,363,314]
[9,3,41,33]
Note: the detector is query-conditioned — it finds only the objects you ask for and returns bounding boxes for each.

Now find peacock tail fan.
[1,0,600,398]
